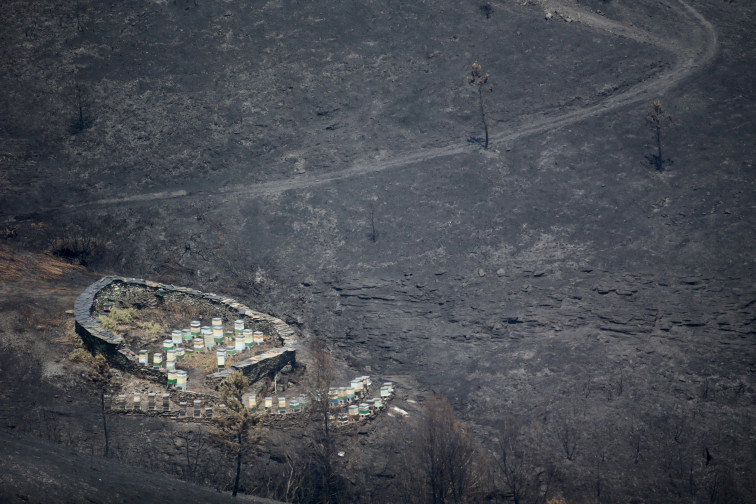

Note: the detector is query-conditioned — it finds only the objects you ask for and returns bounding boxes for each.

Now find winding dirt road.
[51,0,717,213]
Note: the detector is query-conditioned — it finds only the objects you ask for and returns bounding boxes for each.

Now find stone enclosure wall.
[74,276,297,387]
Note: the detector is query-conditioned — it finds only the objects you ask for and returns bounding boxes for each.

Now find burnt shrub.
[48,232,100,266]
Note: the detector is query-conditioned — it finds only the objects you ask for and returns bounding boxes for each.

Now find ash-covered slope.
[0,430,283,504]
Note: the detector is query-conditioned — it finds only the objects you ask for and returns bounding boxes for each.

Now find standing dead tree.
[492,424,551,504]
[75,0,85,32]
[308,339,337,443]
[369,204,377,243]
[278,449,309,503]
[307,339,340,503]
[406,394,483,504]
[171,426,207,483]
[647,99,673,170]
[467,61,492,150]
[557,423,578,462]
[91,354,113,458]
[101,393,109,457]
[495,437,533,504]
[70,80,93,134]
[210,370,266,497]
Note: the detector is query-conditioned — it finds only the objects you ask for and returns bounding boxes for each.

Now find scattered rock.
[594,285,615,294]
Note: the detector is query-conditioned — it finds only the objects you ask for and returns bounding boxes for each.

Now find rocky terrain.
[1,0,754,502]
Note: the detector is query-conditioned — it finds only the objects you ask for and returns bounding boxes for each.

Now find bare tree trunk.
[75,0,83,32]
[321,438,334,504]
[478,88,489,150]
[412,395,482,504]
[647,100,669,171]
[101,394,109,458]
[307,340,338,503]
[369,205,377,243]
[191,428,205,483]
[233,432,243,496]
[76,83,84,130]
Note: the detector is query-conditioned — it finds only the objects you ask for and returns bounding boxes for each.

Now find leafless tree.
[92,356,113,458]
[306,338,339,503]
[628,422,643,465]
[557,423,577,461]
[369,204,377,243]
[593,449,606,500]
[307,339,337,438]
[615,368,624,398]
[253,448,309,503]
[37,407,62,443]
[406,394,483,504]
[74,0,85,32]
[101,393,109,457]
[71,80,93,134]
[647,99,673,170]
[467,61,492,150]
[492,425,549,504]
[280,449,309,503]
[171,426,207,483]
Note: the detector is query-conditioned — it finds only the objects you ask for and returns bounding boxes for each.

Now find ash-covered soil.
[1,0,754,502]
[0,430,281,504]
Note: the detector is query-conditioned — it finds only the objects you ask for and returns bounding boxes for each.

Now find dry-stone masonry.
[74,276,298,386]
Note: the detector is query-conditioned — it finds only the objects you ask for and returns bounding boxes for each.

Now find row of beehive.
[104,394,223,418]
[103,382,396,420]
[324,377,394,407]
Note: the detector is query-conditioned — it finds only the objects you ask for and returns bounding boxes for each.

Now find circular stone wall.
[74,276,298,388]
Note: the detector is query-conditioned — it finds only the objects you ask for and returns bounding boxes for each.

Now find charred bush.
[48,231,100,266]
[4,223,18,239]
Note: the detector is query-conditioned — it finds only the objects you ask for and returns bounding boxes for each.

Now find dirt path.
[38,0,717,214]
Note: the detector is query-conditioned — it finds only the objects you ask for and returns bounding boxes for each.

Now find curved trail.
[52,0,717,213]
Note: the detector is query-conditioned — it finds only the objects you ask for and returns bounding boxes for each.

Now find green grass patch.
[99,307,137,332]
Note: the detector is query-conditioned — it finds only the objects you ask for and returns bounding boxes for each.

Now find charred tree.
[306,339,340,503]
[406,394,483,504]
[467,61,492,150]
[647,99,673,170]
